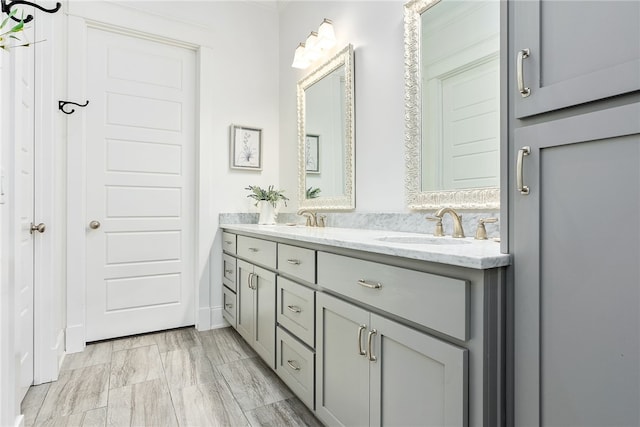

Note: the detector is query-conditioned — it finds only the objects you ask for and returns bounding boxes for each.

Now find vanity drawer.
[317,252,469,341]
[222,254,237,292]
[276,326,315,411]
[222,232,237,254]
[277,243,316,283]
[277,277,315,348]
[222,286,237,329]
[237,236,276,269]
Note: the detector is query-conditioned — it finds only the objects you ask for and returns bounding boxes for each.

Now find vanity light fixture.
[291,18,337,69]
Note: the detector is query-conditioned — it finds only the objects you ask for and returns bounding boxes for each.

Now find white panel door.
[85,28,196,341]
[441,57,500,190]
[14,17,36,403]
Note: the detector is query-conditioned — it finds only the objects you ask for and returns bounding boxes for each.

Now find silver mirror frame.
[404,0,500,210]
[298,44,355,211]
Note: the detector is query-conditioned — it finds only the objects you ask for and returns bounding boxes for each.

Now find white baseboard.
[65,324,85,354]
[210,306,228,329]
[55,330,65,377]
[197,307,211,331]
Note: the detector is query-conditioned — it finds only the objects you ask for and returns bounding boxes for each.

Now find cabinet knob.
[89,220,101,230]
[30,222,46,234]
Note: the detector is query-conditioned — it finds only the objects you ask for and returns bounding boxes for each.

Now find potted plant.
[245,185,289,225]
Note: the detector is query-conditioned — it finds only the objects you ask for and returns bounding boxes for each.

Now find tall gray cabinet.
[510,1,640,426]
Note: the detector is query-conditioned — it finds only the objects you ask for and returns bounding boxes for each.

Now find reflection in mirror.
[298,44,355,210]
[405,0,500,209]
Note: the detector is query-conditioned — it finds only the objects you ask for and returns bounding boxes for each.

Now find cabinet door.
[316,293,370,427]
[253,265,276,369]
[369,314,467,427]
[236,259,254,344]
[513,0,639,118]
[513,104,640,426]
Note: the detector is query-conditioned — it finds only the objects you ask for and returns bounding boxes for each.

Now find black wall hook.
[1,0,61,23]
[58,100,89,115]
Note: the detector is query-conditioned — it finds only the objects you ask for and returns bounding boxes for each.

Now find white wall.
[279,1,407,213]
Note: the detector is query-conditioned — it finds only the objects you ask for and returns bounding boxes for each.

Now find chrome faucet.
[297,209,317,227]
[433,207,465,238]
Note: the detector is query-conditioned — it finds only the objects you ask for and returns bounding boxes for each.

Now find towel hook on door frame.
[58,100,89,115]
[1,0,62,23]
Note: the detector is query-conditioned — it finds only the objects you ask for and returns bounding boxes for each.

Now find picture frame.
[230,124,262,170]
[305,134,320,173]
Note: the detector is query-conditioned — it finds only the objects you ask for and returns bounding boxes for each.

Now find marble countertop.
[220,224,511,270]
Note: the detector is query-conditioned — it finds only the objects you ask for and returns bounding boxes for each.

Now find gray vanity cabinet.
[513,0,639,118]
[237,259,276,369]
[316,292,468,427]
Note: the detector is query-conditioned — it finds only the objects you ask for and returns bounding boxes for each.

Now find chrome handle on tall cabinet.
[517,146,531,195]
[247,272,255,290]
[517,49,531,97]
[357,325,367,356]
[367,329,378,362]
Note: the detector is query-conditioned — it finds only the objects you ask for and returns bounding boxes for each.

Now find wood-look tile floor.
[21,327,323,427]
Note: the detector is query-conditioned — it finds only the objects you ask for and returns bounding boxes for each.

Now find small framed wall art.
[305,134,320,173]
[230,124,262,170]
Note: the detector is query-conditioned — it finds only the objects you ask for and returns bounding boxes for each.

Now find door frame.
[65,8,216,352]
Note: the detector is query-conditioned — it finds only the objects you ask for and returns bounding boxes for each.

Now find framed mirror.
[405,0,500,209]
[298,44,355,211]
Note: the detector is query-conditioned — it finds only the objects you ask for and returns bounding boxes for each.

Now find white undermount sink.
[375,236,472,245]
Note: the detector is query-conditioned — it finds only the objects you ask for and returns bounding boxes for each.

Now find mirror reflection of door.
[420,0,500,192]
[304,68,346,199]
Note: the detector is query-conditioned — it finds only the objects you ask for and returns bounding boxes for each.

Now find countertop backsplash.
[219,211,500,240]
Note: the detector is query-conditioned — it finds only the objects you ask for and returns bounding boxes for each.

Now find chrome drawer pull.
[247,272,255,290]
[357,279,382,290]
[286,360,301,371]
[367,329,377,362]
[225,269,233,274]
[224,240,233,245]
[357,325,367,356]
[225,303,233,309]
[248,247,259,252]
[287,305,302,313]
[517,48,531,97]
[286,259,301,265]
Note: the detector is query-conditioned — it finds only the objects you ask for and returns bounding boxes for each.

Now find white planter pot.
[258,201,277,225]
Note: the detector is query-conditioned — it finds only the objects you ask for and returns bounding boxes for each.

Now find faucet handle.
[475,217,498,240]
[317,215,326,228]
[426,216,444,237]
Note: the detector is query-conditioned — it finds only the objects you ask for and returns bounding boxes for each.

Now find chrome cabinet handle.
[287,305,302,313]
[224,240,233,245]
[357,279,382,290]
[248,247,259,252]
[286,259,301,265]
[517,49,531,97]
[30,222,46,234]
[89,220,100,230]
[225,303,233,309]
[367,329,378,362]
[247,272,255,290]
[225,269,234,274]
[517,146,531,195]
[357,325,367,356]
[286,360,301,371]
